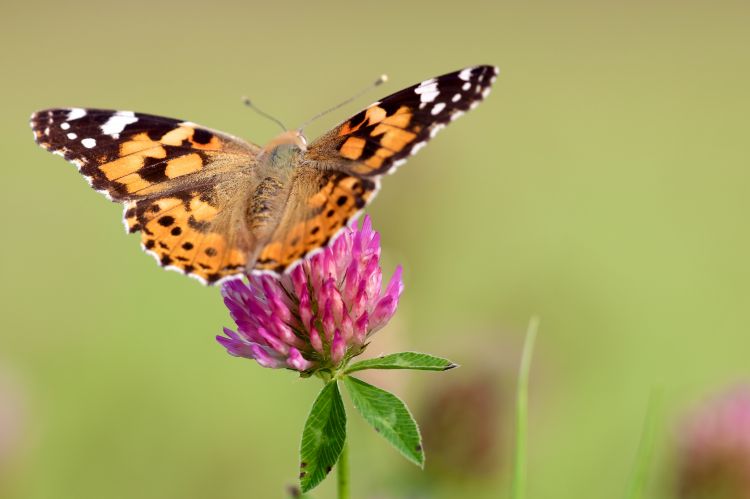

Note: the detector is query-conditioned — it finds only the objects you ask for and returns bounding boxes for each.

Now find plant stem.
[337,437,351,499]
[625,390,661,499]
[512,316,539,499]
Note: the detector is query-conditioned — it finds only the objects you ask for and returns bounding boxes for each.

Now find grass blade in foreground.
[625,390,661,499]
[512,316,539,499]
[345,352,456,374]
[343,376,424,467]
[299,381,347,493]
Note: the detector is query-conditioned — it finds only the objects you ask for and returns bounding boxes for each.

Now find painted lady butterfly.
[31,65,499,284]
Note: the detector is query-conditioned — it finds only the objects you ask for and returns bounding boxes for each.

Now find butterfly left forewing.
[31,108,260,284]
[31,108,258,200]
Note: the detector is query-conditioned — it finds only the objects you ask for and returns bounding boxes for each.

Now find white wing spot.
[482,88,492,98]
[452,93,462,103]
[431,102,446,115]
[43,127,50,136]
[60,122,71,130]
[101,111,138,137]
[67,133,78,140]
[392,158,407,169]
[414,81,440,103]
[411,141,427,155]
[462,82,471,91]
[429,124,446,138]
[450,110,466,122]
[67,108,87,120]
[81,138,97,149]
[459,68,473,81]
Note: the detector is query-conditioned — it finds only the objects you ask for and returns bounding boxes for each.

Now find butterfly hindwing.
[254,166,378,274]
[124,188,250,284]
[305,65,499,177]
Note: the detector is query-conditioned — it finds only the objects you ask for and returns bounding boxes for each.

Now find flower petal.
[287,347,313,371]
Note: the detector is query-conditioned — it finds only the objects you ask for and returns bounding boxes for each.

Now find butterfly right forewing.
[305,65,499,178]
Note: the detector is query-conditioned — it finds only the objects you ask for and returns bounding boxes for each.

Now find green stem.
[512,316,540,499]
[337,437,350,499]
[625,390,661,499]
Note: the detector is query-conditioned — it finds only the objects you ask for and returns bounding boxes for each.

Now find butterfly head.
[260,129,308,158]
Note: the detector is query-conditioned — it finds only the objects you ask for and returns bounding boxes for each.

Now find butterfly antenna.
[298,74,388,132]
[242,97,287,132]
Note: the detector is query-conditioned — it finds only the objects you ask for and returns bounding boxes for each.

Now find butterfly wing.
[304,65,499,178]
[260,65,499,275]
[254,165,378,274]
[31,108,260,284]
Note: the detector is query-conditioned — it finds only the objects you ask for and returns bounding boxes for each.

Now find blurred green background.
[1,1,749,498]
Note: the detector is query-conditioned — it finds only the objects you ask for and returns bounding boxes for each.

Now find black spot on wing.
[192,128,213,144]
[187,216,210,232]
[138,156,169,183]
[158,216,175,226]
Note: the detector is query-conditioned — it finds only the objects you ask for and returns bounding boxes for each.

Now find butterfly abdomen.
[248,176,286,232]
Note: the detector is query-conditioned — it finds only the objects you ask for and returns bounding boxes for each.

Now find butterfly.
[30,65,499,285]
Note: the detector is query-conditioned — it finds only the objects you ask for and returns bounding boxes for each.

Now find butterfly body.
[31,65,499,284]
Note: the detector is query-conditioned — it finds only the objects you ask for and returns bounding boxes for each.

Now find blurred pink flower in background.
[420,373,501,480]
[217,216,404,373]
[0,363,27,496]
[676,385,750,499]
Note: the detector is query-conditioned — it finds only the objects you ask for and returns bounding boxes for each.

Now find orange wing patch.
[336,106,417,172]
[50,117,248,201]
[305,103,422,177]
[254,171,378,273]
[126,194,247,284]
[356,105,418,172]
[97,125,221,198]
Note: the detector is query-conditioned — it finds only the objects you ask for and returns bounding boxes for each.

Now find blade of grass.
[625,390,662,499]
[511,316,540,499]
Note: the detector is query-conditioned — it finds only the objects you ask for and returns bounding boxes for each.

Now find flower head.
[677,386,750,499]
[217,216,404,374]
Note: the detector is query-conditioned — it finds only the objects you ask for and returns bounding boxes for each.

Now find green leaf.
[342,375,424,467]
[299,381,347,493]
[344,352,457,374]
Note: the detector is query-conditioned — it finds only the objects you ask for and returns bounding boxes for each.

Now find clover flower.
[217,216,404,373]
[676,386,750,499]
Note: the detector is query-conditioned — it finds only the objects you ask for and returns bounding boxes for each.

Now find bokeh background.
[2,1,749,498]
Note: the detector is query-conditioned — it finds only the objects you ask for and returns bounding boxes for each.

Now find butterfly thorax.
[246,130,308,236]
